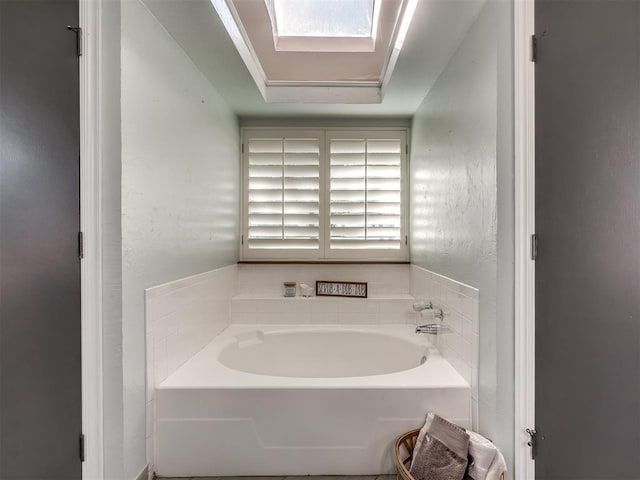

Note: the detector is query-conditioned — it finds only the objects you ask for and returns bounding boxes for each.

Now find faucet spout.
[415,323,450,335]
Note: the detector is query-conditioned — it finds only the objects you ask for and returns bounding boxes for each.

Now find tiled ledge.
[230,293,418,325]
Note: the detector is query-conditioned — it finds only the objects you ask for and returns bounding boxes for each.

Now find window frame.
[241,127,409,262]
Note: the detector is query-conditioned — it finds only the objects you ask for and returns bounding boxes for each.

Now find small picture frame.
[315,281,368,298]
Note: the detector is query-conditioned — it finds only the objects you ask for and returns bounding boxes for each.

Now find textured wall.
[100,0,124,478]
[121,1,240,477]
[410,1,514,471]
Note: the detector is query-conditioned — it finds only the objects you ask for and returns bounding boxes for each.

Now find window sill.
[237,260,410,265]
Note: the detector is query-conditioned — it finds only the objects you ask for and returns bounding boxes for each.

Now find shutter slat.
[247,136,320,250]
[329,136,402,250]
[248,239,319,249]
[331,239,401,249]
[249,153,284,165]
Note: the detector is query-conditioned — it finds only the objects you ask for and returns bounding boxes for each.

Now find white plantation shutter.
[242,129,407,260]
[245,132,322,254]
[328,133,405,253]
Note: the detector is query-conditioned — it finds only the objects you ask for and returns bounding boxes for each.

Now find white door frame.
[514,0,536,478]
[76,0,537,478]
[79,0,104,478]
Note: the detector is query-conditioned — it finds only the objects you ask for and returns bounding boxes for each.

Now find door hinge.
[241,234,244,245]
[405,235,408,245]
[67,26,82,57]
[405,144,409,155]
[526,428,537,460]
[79,433,86,462]
[531,234,538,261]
[241,143,244,154]
[78,231,84,259]
[530,35,538,63]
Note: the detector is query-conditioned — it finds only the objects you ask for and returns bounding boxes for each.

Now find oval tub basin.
[219,329,428,378]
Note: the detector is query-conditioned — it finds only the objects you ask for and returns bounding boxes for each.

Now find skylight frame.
[211,0,418,103]
[264,0,382,53]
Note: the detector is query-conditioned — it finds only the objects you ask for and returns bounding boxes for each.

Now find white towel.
[466,431,507,480]
[410,412,435,469]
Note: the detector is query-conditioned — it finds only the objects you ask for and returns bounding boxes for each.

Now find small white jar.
[283,281,296,297]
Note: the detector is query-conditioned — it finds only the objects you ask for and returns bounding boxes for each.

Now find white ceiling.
[141,0,486,118]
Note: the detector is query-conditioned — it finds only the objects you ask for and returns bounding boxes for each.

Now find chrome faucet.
[415,307,448,334]
[416,324,444,334]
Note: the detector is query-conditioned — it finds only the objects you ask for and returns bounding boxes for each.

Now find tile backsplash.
[234,264,415,325]
[145,264,238,472]
[410,265,480,429]
[238,263,410,296]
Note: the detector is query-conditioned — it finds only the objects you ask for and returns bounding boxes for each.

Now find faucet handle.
[412,300,434,312]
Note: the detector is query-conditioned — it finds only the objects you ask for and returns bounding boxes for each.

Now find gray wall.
[120,1,240,477]
[409,0,514,470]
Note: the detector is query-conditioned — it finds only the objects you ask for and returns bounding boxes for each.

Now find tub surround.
[410,265,480,428]
[145,263,479,476]
[154,325,470,477]
[145,264,238,474]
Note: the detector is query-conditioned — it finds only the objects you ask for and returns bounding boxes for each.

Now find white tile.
[338,298,379,315]
[339,312,379,324]
[311,298,339,314]
[320,313,339,324]
[153,339,168,386]
[471,398,479,431]
[449,356,471,383]
[379,298,414,314]
[471,364,479,399]
[462,318,474,342]
[146,344,154,402]
[146,399,155,438]
[471,332,479,368]
[166,331,190,376]
[164,311,181,339]
[146,435,155,471]
[446,311,463,335]
[472,302,480,334]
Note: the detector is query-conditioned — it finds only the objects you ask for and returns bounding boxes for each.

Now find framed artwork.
[315,281,368,298]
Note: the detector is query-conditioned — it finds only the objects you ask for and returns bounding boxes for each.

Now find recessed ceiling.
[215,0,412,103]
[141,0,486,117]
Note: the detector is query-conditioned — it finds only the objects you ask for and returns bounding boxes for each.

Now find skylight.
[272,0,375,38]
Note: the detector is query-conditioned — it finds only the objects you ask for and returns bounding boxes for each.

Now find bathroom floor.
[161,476,397,480]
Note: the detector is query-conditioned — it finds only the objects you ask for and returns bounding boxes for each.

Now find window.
[263,0,381,52]
[242,129,408,261]
[271,0,375,38]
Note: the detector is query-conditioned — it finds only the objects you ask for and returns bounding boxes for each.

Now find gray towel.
[409,414,470,480]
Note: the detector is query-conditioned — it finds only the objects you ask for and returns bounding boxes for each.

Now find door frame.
[514,0,536,478]
[77,0,538,478]
[79,0,104,478]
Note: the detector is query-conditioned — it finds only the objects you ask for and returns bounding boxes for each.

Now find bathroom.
[2,0,639,479]
[113,0,515,478]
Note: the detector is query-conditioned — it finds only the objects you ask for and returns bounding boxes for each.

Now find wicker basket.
[394,428,505,480]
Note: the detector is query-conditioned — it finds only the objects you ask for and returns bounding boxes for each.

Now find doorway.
[0,1,83,478]
[534,0,640,478]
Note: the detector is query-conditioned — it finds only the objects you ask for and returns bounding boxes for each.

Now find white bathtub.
[154,325,471,477]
